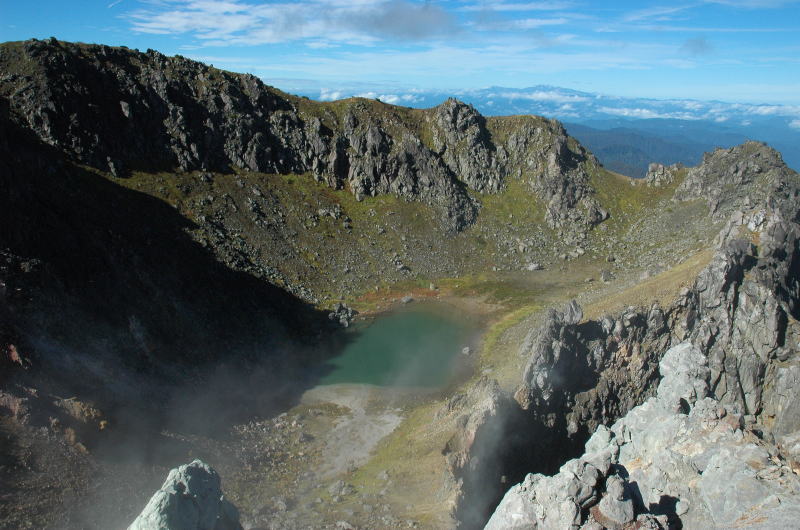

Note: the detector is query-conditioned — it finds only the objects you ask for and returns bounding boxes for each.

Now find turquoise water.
[319,305,475,387]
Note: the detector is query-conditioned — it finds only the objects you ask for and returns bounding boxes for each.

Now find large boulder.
[128,460,242,530]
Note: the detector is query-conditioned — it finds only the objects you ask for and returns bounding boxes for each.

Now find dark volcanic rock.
[513,299,674,440]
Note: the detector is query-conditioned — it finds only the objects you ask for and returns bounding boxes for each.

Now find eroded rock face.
[129,460,242,530]
[504,119,608,232]
[514,141,800,444]
[514,298,676,440]
[487,343,800,529]
[430,98,506,193]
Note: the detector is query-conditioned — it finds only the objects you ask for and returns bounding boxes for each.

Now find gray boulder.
[487,342,800,529]
[128,460,242,530]
[595,476,634,527]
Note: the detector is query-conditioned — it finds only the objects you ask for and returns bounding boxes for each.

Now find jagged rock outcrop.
[328,302,357,328]
[644,162,680,187]
[0,38,604,233]
[503,118,608,232]
[129,460,242,530]
[487,342,800,529]
[430,98,506,192]
[683,210,800,442]
[673,141,791,218]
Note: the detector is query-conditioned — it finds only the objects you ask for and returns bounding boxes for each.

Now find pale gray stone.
[128,460,241,530]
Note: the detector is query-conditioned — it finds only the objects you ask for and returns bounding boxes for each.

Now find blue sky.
[2,0,799,104]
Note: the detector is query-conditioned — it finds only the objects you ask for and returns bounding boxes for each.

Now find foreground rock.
[487,342,800,529]
[129,460,242,530]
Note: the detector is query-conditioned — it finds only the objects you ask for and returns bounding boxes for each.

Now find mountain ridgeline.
[0,38,606,234]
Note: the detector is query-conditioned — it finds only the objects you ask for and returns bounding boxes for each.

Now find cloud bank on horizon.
[1,0,799,106]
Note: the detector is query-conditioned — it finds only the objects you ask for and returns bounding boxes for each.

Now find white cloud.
[306,41,339,49]
[789,119,800,129]
[127,0,460,45]
[681,101,705,110]
[459,1,575,12]
[499,90,589,103]
[319,88,345,101]
[514,17,569,29]
[353,92,421,104]
[745,104,800,116]
[623,5,694,22]
[317,88,422,104]
[597,106,701,120]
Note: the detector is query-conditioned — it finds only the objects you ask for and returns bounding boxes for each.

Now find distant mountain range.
[288,84,800,177]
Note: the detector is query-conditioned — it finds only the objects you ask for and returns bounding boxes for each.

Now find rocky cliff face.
[0,38,604,233]
[468,140,800,528]
[515,137,800,445]
[487,343,800,529]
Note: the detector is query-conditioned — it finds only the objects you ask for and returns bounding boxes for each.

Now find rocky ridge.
[674,141,792,219]
[0,38,605,233]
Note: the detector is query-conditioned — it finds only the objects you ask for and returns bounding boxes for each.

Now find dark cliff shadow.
[453,397,592,529]
[455,317,636,529]
[1,99,363,527]
[0,102,347,444]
